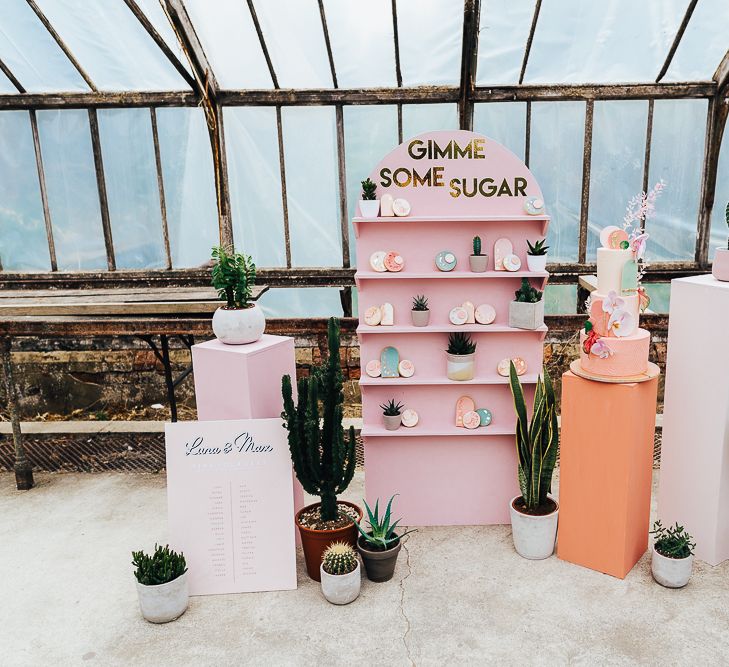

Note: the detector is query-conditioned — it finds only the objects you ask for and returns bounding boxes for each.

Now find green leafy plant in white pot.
[509,278,544,330]
[359,178,380,218]
[210,245,264,344]
[508,363,559,559]
[526,238,549,272]
[712,202,729,281]
[132,544,189,623]
[650,520,695,588]
[320,542,361,604]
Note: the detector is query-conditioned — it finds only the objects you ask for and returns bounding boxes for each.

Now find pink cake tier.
[589,292,640,336]
[579,328,650,377]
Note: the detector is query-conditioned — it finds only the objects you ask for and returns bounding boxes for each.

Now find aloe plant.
[446,332,477,356]
[526,239,549,256]
[411,294,429,311]
[509,362,558,512]
[380,399,404,416]
[353,495,416,551]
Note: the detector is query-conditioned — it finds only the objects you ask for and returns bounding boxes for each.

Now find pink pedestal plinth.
[659,275,729,565]
[192,335,305,528]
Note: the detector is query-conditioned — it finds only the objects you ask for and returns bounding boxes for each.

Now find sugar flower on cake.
[607,307,636,337]
[630,232,649,261]
[602,290,624,315]
[590,338,613,359]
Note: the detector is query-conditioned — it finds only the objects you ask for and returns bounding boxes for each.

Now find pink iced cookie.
[462,301,475,324]
[401,409,419,427]
[475,304,496,325]
[455,396,475,427]
[504,254,522,272]
[494,238,513,271]
[449,307,467,325]
[398,359,415,377]
[462,410,481,429]
[364,306,382,326]
[608,228,629,249]
[497,357,527,377]
[365,360,381,377]
[384,251,404,272]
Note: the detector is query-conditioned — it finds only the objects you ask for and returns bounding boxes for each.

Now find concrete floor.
[2,470,728,666]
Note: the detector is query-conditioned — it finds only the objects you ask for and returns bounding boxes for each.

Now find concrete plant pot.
[136,571,189,624]
[359,200,380,218]
[526,254,548,272]
[446,352,475,381]
[411,310,430,327]
[510,495,559,560]
[469,255,488,272]
[320,560,361,605]
[713,247,729,281]
[509,299,544,330]
[357,536,402,582]
[651,546,693,588]
[383,414,402,431]
[212,304,265,344]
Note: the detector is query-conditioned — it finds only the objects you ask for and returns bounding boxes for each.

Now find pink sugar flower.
[591,339,612,359]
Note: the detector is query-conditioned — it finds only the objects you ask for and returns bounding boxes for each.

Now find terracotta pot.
[411,310,430,327]
[713,247,729,281]
[296,501,363,582]
[357,535,402,582]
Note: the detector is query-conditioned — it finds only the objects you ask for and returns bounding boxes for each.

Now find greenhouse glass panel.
[646,99,707,261]
[225,107,286,267]
[97,109,165,269]
[524,0,686,84]
[709,121,729,261]
[36,110,106,271]
[529,102,585,262]
[282,106,342,267]
[135,0,192,77]
[587,101,648,261]
[261,287,343,318]
[184,0,273,89]
[475,0,536,85]
[156,108,218,269]
[0,111,50,271]
[473,102,526,161]
[665,0,729,82]
[323,0,396,88]
[396,0,463,86]
[544,285,577,315]
[402,104,458,139]
[0,70,16,94]
[0,0,88,92]
[34,0,187,91]
[254,0,333,88]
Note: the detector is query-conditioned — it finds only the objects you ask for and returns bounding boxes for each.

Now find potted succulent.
[411,294,430,327]
[281,317,362,582]
[354,495,416,582]
[650,520,696,588]
[712,202,729,281]
[320,542,361,604]
[509,278,544,330]
[508,363,559,559]
[380,399,403,430]
[210,245,265,344]
[469,235,488,272]
[446,332,476,381]
[359,178,380,218]
[132,544,189,624]
[526,238,549,272]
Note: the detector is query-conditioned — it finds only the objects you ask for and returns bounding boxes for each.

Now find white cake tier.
[596,247,635,294]
[589,291,640,337]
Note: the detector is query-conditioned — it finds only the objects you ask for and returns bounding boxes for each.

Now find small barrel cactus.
[322,541,358,575]
[472,235,482,256]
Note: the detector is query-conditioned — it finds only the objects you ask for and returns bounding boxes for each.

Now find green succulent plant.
[322,542,358,575]
[380,399,404,416]
[353,494,417,551]
[514,278,543,303]
[446,331,477,356]
[361,178,377,201]
[472,235,483,256]
[211,245,256,309]
[651,520,695,559]
[526,239,549,256]
[132,544,187,586]
[411,294,429,311]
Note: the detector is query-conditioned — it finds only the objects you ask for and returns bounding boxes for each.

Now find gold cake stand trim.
[569,359,661,384]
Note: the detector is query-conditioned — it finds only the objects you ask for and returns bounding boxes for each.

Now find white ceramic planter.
[509,299,544,330]
[509,495,559,560]
[469,255,488,272]
[359,200,380,218]
[212,304,265,344]
[383,414,401,431]
[526,254,548,272]
[713,247,729,281]
[136,571,189,623]
[320,561,361,605]
[651,546,693,588]
[446,352,475,381]
[411,310,430,327]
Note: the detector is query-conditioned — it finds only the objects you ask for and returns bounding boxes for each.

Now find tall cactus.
[281,317,356,521]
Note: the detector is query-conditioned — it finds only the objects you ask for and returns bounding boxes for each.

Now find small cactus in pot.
[320,542,361,604]
[469,235,488,272]
[411,294,430,327]
[509,278,544,330]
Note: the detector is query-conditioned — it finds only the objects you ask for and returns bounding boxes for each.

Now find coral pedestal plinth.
[659,275,729,565]
[191,335,304,526]
[557,371,658,578]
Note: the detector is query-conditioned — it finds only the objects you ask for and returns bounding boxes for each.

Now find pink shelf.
[359,373,539,386]
[353,214,550,237]
[355,269,548,285]
[357,324,547,337]
[362,425,515,438]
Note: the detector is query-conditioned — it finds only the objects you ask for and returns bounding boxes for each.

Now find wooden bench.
[0,285,267,489]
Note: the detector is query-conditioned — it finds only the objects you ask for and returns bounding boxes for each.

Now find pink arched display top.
[365,130,544,218]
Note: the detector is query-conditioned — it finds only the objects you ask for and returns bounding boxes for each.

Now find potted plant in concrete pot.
[210,245,265,344]
[320,542,361,604]
[508,362,559,559]
[509,278,544,330]
[281,317,361,582]
[411,294,430,327]
[132,544,188,624]
[526,238,549,272]
[359,178,379,218]
[355,494,416,582]
[469,235,488,272]
[712,202,729,281]
[381,399,403,431]
[446,332,476,381]
[650,520,695,588]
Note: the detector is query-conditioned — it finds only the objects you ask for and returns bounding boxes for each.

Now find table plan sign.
[165,418,296,595]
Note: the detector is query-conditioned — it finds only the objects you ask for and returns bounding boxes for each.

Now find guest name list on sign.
[165,418,297,595]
